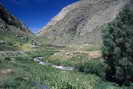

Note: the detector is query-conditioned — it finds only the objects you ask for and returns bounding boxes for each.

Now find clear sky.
[0,0,79,33]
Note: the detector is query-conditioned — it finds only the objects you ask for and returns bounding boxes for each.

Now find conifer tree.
[102,7,133,85]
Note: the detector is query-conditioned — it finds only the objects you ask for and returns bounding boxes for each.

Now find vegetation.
[1,7,133,88]
[102,7,133,85]
[46,54,89,66]
[0,53,132,89]
[1,9,133,87]
[0,31,34,51]
[75,59,107,77]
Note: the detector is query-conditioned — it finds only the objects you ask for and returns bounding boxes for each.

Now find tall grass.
[0,51,132,89]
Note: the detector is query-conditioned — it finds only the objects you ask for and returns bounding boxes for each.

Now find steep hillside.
[0,4,33,51]
[38,0,130,46]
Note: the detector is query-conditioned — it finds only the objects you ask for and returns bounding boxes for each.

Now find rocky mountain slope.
[0,4,33,51]
[0,4,31,35]
[38,0,131,46]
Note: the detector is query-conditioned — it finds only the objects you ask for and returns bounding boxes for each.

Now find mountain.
[38,0,131,46]
[0,4,32,35]
[0,4,33,51]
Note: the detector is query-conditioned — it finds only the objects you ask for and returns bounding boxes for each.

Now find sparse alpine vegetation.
[1,0,133,89]
[0,4,34,51]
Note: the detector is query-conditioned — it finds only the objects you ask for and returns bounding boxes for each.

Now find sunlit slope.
[38,0,129,46]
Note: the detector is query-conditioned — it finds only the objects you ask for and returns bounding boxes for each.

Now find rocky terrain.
[0,4,33,51]
[38,0,130,46]
[0,4,31,35]
[1,0,133,89]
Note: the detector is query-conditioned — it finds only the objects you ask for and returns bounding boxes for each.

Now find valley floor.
[0,45,132,89]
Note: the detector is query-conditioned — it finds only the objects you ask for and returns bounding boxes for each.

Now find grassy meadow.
[0,44,133,89]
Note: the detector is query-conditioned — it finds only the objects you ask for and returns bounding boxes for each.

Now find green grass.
[0,33,19,50]
[0,32,33,51]
[0,56,123,89]
[0,50,132,89]
[75,59,107,77]
[46,54,90,66]
[44,51,106,77]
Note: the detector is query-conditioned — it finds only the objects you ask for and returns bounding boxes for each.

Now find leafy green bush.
[76,59,107,77]
[102,7,133,85]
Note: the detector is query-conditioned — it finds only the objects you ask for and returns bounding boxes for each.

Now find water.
[33,57,74,71]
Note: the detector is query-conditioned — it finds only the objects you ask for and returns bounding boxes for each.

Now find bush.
[76,59,107,77]
[102,7,133,85]
[94,81,119,89]
[54,81,77,89]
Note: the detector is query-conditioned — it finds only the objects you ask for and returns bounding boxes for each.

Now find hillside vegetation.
[0,4,33,51]
[1,0,133,89]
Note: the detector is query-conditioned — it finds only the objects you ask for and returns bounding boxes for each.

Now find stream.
[32,57,75,89]
[33,57,74,71]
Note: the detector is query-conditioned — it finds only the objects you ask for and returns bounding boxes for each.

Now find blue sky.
[0,0,78,32]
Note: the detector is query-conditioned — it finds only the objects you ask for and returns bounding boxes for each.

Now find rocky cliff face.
[38,0,131,46]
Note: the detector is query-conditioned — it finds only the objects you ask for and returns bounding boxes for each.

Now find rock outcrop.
[0,4,33,51]
[38,0,131,46]
[0,4,32,36]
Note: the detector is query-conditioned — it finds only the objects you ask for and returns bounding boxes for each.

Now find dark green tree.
[102,7,133,85]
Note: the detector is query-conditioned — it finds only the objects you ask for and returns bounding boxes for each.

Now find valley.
[1,0,133,89]
[0,44,132,89]
[0,45,123,89]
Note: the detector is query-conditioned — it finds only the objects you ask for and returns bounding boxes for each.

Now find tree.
[102,7,133,85]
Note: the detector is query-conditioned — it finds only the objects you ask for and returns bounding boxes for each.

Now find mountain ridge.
[38,0,130,46]
[0,4,32,35]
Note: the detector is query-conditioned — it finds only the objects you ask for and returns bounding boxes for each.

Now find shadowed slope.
[0,4,33,51]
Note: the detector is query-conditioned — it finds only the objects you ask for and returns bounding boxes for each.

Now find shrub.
[94,81,119,89]
[76,59,107,77]
[54,81,77,89]
[102,7,133,85]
